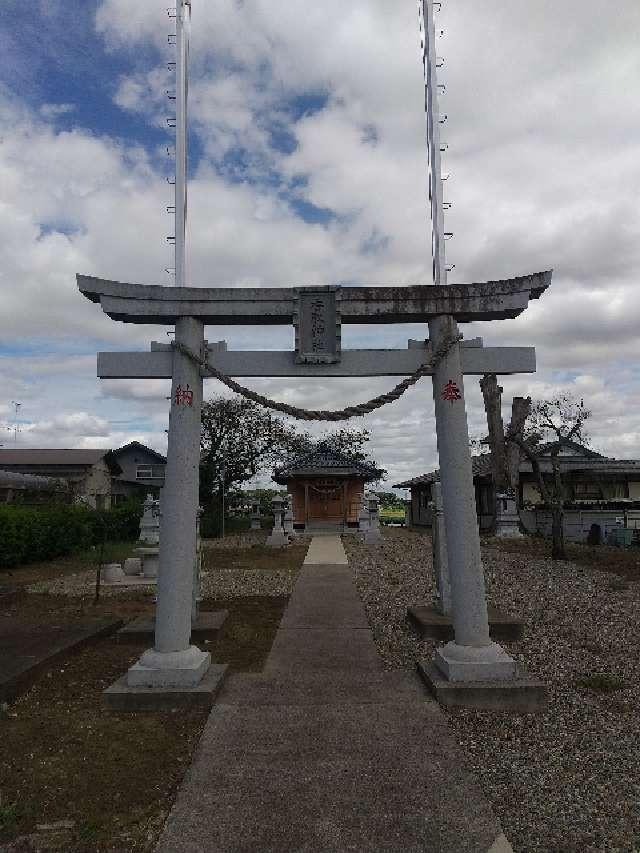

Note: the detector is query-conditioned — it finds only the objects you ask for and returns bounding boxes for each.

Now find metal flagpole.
[175,0,191,289]
[418,0,447,288]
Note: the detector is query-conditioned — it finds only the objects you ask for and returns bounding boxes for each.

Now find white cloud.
[0,1,638,483]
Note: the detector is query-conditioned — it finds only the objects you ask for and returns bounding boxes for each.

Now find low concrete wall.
[520,508,640,543]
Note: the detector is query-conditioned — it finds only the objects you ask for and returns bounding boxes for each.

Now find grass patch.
[0,800,19,834]
[575,673,626,693]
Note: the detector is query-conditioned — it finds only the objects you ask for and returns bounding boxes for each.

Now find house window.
[601,482,628,500]
[573,482,603,500]
[136,464,164,480]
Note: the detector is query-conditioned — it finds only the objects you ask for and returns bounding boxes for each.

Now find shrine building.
[273,445,382,533]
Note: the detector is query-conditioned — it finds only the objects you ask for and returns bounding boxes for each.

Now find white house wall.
[629,482,640,500]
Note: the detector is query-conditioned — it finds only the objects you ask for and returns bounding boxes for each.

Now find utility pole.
[11,401,21,445]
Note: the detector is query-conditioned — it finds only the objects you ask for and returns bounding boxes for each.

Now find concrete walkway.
[157,536,511,853]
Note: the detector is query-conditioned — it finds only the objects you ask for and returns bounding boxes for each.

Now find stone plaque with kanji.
[294,288,341,364]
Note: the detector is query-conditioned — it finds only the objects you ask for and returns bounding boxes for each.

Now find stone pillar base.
[127,645,210,688]
[363,528,382,546]
[266,531,289,548]
[494,512,523,538]
[135,547,160,578]
[407,604,524,642]
[418,661,547,712]
[434,641,516,682]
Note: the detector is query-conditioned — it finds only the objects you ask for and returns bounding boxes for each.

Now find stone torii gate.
[79,272,550,702]
[80,0,551,707]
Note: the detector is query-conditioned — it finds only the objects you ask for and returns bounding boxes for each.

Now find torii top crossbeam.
[77,271,551,325]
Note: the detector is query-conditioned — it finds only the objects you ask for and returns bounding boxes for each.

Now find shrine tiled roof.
[274,447,382,484]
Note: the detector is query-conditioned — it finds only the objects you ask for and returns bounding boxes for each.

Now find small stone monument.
[102,562,125,583]
[363,494,382,546]
[494,491,522,538]
[283,496,295,537]
[431,482,451,615]
[358,496,370,535]
[123,556,142,576]
[138,494,160,544]
[266,495,289,547]
[250,501,262,531]
[135,494,160,578]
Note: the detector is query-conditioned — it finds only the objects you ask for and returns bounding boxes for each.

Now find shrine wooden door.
[307,479,345,522]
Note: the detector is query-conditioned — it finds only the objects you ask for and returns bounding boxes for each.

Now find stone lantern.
[364,494,382,546]
[266,495,289,547]
[250,500,262,530]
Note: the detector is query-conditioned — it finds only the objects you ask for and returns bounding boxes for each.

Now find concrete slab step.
[0,619,123,703]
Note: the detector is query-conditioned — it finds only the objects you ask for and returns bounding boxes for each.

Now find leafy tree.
[200,396,301,516]
[200,397,385,534]
[508,394,591,560]
[288,428,385,479]
[374,491,405,510]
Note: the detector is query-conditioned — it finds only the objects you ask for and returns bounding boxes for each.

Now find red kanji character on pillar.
[441,379,462,404]
[175,384,194,407]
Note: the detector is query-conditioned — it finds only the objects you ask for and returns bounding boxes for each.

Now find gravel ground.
[199,567,297,598]
[344,527,640,853]
[27,570,155,597]
[28,566,297,600]
[28,531,305,599]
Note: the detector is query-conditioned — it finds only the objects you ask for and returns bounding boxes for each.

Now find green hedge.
[0,498,143,569]
[89,499,143,545]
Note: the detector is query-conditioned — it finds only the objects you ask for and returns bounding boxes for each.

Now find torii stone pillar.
[429,316,514,679]
[128,317,210,687]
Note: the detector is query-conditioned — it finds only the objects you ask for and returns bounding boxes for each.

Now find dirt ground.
[0,539,306,852]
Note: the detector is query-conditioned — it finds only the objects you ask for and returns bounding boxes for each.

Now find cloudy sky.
[1,0,639,489]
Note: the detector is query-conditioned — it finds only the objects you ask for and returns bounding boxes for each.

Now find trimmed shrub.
[0,504,92,568]
[0,497,143,569]
[89,498,143,545]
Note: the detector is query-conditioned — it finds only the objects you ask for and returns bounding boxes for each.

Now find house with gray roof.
[395,442,640,542]
[0,442,166,509]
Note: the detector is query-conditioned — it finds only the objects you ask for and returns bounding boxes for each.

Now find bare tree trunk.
[550,449,566,560]
[506,396,531,494]
[551,503,565,560]
[480,374,508,492]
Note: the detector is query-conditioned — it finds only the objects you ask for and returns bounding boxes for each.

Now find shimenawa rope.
[171,334,463,422]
